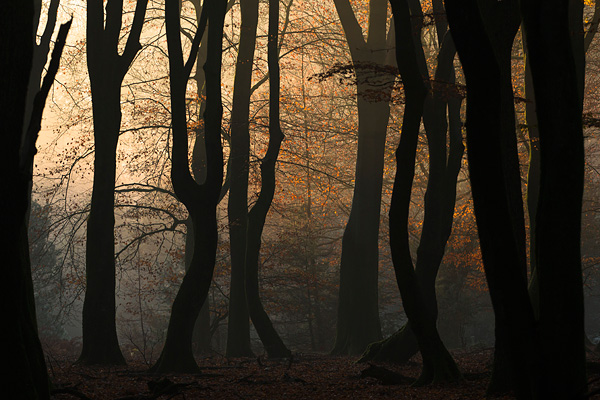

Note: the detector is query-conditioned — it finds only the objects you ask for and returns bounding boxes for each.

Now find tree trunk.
[226,0,259,358]
[2,4,46,398]
[360,0,463,365]
[331,0,397,355]
[385,0,461,385]
[445,0,538,397]
[521,0,587,397]
[79,0,148,365]
[151,0,225,373]
[2,2,69,397]
[244,0,291,359]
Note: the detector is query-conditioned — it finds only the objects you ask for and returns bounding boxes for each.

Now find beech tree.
[331,0,394,356]
[226,0,260,358]
[150,0,227,373]
[1,0,70,397]
[360,0,464,366]
[445,0,587,397]
[79,0,149,365]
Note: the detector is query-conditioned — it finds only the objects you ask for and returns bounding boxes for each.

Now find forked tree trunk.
[360,0,463,364]
[386,0,461,385]
[79,0,148,366]
[150,0,226,373]
[331,0,393,356]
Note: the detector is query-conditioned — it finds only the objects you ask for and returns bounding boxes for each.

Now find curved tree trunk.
[386,0,461,385]
[360,0,463,365]
[244,0,291,359]
[150,0,225,373]
[445,0,538,398]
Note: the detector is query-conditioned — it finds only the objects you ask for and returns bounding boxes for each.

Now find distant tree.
[79,0,149,365]
[331,0,394,356]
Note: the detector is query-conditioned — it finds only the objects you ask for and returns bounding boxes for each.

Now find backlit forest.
[5,0,600,398]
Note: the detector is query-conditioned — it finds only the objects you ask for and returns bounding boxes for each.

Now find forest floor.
[46,346,600,400]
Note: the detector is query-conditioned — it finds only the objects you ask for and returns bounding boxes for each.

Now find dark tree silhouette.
[1,1,70,397]
[226,0,260,358]
[521,0,587,397]
[244,0,291,359]
[79,0,148,365]
[445,0,587,398]
[384,0,461,385]
[150,0,226,373]
[360,0,464,366]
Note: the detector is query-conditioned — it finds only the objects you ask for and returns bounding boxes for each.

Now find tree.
[150,0,227,373]
[521,0,587,396]
[244,0,292,359]
[360,0,465,366]
[331,0,394,356]
[445,0,588,397]
[1,1,70,397]
[226,0,260,358]
[381,0,461,385]
[79,0,149,365]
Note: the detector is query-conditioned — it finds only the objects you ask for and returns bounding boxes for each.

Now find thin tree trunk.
[244,0,291,359]
[226,0,259,358]
[386,0,461,385]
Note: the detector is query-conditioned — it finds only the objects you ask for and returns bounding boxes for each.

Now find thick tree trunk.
[2,4,46,397]
[521,0,587,397]
[80,86,125,365]
[332,93,388,355]
[445,1,538,398]
[79,0,147,366]
[226,0,259,358]
[2,2,69,397]
[151,0,225,373]
[331,0,392,355]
